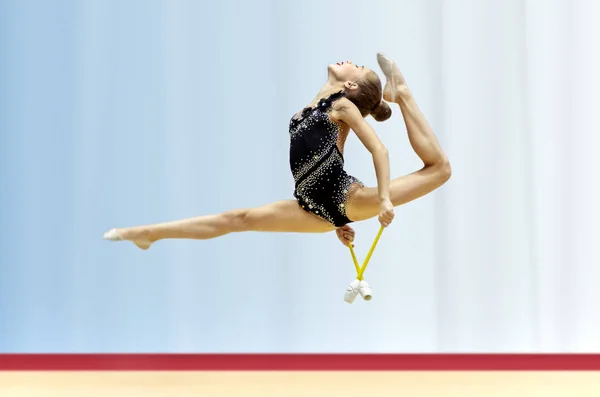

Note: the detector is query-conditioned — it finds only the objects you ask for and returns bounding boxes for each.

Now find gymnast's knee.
[222,208,251,233]
[438,157,452,183]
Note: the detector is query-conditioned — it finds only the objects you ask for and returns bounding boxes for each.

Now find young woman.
[103,53,451,249]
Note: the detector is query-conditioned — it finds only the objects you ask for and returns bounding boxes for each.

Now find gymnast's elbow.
[371,146,389,158]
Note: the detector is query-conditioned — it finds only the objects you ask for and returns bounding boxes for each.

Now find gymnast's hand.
[379,198,395,227]
[336,224,355,247]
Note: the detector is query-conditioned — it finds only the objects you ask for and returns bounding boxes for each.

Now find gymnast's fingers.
[343,230,355,242]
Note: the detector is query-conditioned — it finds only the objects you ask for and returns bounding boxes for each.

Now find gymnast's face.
[328,61,371,89]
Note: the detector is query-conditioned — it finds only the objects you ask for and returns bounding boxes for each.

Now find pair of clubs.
[342,54,396,303]
[343,226,384,304]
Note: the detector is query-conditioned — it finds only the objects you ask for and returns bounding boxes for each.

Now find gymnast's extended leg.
[104,200,335,250]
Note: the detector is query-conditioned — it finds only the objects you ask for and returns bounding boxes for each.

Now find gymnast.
[103,53,451,250]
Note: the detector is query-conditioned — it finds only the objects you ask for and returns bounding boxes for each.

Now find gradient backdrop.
[0,0,599,353]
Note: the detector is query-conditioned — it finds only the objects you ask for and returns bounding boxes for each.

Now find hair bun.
[371,100,392,122]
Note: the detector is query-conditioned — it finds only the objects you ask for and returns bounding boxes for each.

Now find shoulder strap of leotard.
[292,91,347,126]
[316,90,346,110]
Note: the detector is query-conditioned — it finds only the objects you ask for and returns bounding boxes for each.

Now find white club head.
[359,280,372,301]
[344,279,361,304]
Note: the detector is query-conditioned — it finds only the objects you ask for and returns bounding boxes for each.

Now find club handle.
[357,225,385,280]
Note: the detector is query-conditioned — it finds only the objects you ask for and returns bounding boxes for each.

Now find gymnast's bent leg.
[346,56,451,222]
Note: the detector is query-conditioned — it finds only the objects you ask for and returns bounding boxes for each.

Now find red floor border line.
[1,354,600,371]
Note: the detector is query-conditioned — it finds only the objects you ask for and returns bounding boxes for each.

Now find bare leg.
[105,200,335,250]
[346,58,451,222]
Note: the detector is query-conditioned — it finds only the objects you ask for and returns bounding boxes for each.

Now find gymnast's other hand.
[336,224,355,247]
[379,198,395,227]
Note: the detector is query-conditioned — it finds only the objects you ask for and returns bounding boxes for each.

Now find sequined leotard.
[288,91,364,227]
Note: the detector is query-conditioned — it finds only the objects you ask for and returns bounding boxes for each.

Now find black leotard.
[288,91,363,227]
